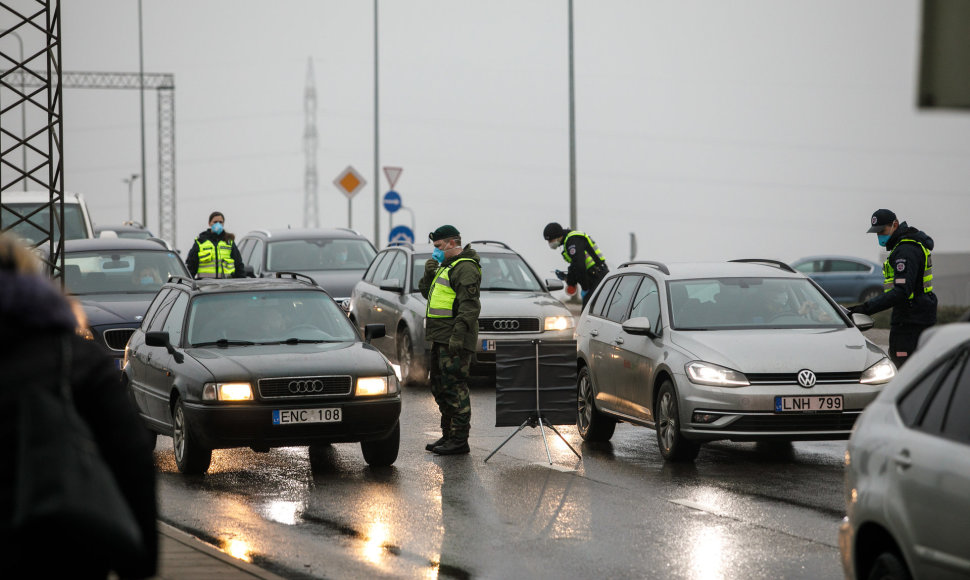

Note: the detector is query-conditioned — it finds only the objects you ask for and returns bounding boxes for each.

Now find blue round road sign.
[388,225,414,245]
[382,190,402,213]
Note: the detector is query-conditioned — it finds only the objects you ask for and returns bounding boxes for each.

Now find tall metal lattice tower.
[303,58,318,228]
[0,0,66,281]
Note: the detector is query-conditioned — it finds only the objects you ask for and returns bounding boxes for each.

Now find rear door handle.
[614,337,624,345]
[590,330,599,337]
[894,449,912,469]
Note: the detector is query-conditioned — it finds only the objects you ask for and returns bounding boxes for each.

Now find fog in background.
[57,1,970,279]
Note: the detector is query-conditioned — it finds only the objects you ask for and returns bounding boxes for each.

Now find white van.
[0,191,96,244]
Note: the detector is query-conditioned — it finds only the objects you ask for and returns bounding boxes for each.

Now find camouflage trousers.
[428,342,472,440]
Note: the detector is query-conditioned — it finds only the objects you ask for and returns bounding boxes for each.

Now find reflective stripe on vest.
[560,231,605,270]
[882,239,933,298]
[196,239,236,278]
[426,258,480,318]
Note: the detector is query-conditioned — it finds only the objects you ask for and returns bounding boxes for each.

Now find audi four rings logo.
[492,319,520,330]
[288,379,325,394]
[797,370,817,388]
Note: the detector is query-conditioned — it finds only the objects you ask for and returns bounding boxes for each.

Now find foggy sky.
[52,1,970,281]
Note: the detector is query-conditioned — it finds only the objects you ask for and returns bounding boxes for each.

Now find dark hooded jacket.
[0,271,158,577]
[857,222,937,327]
[185,228,245,278]
[419,245,482,351]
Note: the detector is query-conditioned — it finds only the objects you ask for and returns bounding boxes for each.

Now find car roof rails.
[274,271,318,285]
[167,275,199,290]
[729,258,797,273]
[336,227,364,236]
[387,242,413,249]
[469,240,512,250]
[618,261,670,275]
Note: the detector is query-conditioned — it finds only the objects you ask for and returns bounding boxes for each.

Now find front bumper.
[675,377,883,441]
[182,396,401,450]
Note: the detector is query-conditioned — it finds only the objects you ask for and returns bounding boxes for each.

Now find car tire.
[655,380,700,462]
[397,330,425,387]
[361,422,400,467]
[308,443,336,473]
[173,397,212,475]
[577,366,616,442]
[867,552,911,580]
[860,287,882,303]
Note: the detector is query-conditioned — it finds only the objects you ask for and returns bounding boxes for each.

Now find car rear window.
[267,239,375,271]
[64,250,187,295]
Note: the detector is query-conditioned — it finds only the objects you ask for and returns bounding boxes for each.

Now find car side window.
[918,350,967,435]
[629,276,661,329]
[896,352,955,426]
[942,347,970,444]
[146,290,180,332]
[238,239,254,264]
[384,251,406,284]
[249,240,264,274]
[829,260,869,273]
[794,260,822,274]
[160,291,189,347]
[140,289,171,330]
[605,275,640,323]
[589,276,618,318]
[364,252,389,283]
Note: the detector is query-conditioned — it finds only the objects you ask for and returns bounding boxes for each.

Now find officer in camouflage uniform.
[419,225,482,455]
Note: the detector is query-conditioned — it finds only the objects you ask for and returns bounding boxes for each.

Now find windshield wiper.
[192,339,255,347]
[258,338,328,345]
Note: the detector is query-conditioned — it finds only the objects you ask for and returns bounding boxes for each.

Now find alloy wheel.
[173,404,186,461]
[658,392,676,451]
[578,372,593,432]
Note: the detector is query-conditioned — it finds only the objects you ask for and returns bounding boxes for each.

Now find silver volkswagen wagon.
[576,259,895,461]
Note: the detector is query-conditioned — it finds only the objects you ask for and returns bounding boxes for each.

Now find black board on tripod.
[494,340,577,427]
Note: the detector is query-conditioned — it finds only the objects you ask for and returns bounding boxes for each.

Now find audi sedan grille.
[479,317,540,332]
[103,328,136,351]
[258,376,353,398]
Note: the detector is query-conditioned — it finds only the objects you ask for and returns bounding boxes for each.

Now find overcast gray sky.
[53,0,970,277]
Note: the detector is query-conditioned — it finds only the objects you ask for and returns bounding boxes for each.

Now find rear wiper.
[192,339,255,347]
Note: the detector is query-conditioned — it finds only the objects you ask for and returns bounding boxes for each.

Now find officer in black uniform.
[848,209,937,367]
[543,222,609,308]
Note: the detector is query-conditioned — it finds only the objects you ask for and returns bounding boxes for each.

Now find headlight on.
[685,361,750,387]
[78,326,94,340]
[203,382,254,401]
[544,316,575,331]
[356,376,389,396]
[860,358,896,384]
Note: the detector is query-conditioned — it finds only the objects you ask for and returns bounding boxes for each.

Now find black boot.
[431,437,470,455]
[425,435,448,452]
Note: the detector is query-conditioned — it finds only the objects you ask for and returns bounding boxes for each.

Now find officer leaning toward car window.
[185,211,246,279]
[847,209,937,367]
[543,222,609,307]
[418,225,482,456]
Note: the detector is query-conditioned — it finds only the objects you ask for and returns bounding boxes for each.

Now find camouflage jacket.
[419,245,482,351]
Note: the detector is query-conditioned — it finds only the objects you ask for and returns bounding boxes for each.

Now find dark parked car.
[237,228,377,311]
[122,274,400,474]
[57,238,190,367]
[790,255,884,303]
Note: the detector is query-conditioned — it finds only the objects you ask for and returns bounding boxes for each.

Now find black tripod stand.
[484,340,581,465]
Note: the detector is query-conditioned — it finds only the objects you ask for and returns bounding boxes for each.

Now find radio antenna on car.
[729,259,797,273]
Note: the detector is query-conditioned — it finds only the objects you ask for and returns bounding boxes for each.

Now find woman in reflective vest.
[185,211,246,279]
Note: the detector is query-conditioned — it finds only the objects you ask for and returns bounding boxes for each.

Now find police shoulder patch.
[895,260,906,272]
[568,247,576,255]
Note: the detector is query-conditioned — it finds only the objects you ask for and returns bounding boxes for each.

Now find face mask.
[140,276,155,285]
[211,222,224,235]
[432,248,445,263]
[877,234,890,247]
[548,240,559,249]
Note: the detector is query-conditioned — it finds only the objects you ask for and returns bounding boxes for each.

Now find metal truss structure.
[0,0,65,280]
[4,69,178,245]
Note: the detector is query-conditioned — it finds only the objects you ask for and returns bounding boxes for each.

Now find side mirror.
[379,278,404,293]
[545,279,564,291]
[144,331,184,363]
[364,323,386,342]
[622,316,658,338]
[851,313,874,332]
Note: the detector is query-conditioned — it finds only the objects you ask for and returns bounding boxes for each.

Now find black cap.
[543,222,565,240]
[867,209,897,233]
[429,224,460,242]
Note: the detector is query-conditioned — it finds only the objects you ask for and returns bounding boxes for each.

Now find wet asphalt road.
[153,378,857,579]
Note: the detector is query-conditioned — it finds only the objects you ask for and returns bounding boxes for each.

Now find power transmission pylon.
[303,58,318,228]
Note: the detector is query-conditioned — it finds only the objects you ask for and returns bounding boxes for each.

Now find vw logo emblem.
[797,369,817,388]
[288,379,325,394]
[492,319,520,331]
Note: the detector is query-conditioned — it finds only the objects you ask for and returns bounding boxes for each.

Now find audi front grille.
[258,376,353,398]
[102,328,136,351]
[479,317,540,332]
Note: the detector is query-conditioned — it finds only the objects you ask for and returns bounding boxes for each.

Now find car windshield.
[668,277,846,330]
[63,250,186,295]
[187,290,357,346]
[267,239,375,271]
[1,203,88,243]
[409,252,542,292]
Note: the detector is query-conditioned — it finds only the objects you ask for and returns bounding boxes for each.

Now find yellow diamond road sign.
[334,166,367,199]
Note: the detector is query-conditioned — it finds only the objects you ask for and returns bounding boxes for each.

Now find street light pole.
[123,174,139,221]
[568,0,577,229]
[1,29,28,190]
[138,0,148,227]
[373,0,380,247]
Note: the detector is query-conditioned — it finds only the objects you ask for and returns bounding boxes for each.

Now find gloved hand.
[846,304,865,315]
[448,335,464,355]
[425,258,439,274]
[554,269,567,281]
[581,290,589,299]
[565,284,577,296]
